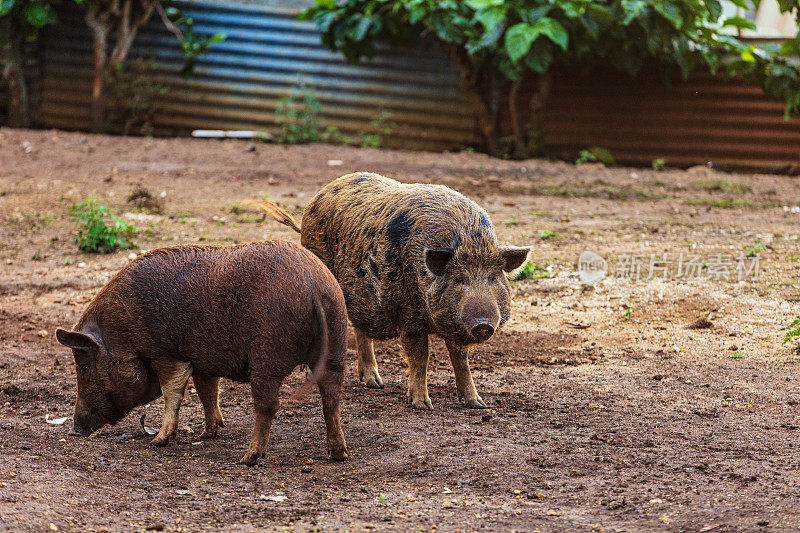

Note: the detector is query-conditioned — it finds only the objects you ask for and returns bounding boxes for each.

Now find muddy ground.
[1,128,799,532]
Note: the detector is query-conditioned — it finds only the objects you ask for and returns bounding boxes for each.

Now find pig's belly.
[339,279,397,340]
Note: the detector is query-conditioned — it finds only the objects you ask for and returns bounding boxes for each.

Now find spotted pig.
[249,172,529,409]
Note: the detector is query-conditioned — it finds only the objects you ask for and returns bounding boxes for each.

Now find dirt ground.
[1,127,799,532]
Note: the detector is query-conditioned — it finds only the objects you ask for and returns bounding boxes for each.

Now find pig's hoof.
[358,368,384,389]
[329,448,349,461]
[149,435,171,447]
[239,452,261,466]
[464,397,488,409]
[410,397,433,410]
[200,428,218,439]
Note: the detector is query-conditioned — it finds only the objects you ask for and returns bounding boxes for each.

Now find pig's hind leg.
[318,371,348,460]
[355,327,383,388]
[150,360,193,446]
[193,374,225,439]
[444,340,486,409]
[240,374,281,466]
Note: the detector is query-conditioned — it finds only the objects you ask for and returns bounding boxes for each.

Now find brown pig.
[249,172,529,409]
[55,241,348,465]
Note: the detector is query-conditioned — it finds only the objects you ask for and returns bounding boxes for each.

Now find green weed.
[71,198,138,254]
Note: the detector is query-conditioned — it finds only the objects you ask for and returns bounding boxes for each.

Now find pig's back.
[299,172,497,338]
[92,241,345,380]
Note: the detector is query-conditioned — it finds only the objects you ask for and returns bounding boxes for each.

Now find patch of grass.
[652,158,666,171]
[11,211,57,230]
[694,179,752,194]
[743,241,765,258]
[501,182,664,202]
[730,351,744,359]
[621,304,632,321]
[511,261,550,281]
[539,230,558,240]
[787,254,799,262]
[71,198,138,254]
[506,219,518,227]
[683,198,754,209]
[783,316,800,355]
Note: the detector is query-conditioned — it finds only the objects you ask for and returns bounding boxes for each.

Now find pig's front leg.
[193,373,225,439]
[355,327,383,389]
[444,340,486,409]
[401,332,432,409]
[150,360,193,446]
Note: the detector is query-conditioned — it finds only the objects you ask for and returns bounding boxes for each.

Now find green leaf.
[653,1,683,29]
[620,0,647,25]
[741,48,756,62]
[473,6,506,31]
[506,17,568,63]
[23,2,49,27]
[0,0,15,17]
[723,16,757,31]
[349,16,372,41]
[505,22,536,62]
[465,0,504,9]
[534,17,568,51]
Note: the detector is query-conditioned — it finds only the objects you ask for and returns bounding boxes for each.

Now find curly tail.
[243,199,301,234]
[290,295,329,400]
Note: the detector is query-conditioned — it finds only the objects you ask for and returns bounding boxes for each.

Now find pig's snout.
[70,399,103,436]
[68,424,91,437]
[470,319,496,342]
[462,297,500,342]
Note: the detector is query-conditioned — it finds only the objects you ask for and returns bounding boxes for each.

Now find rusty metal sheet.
[33,1,800,169]
[542,70,800,170]
[38,0,477,151]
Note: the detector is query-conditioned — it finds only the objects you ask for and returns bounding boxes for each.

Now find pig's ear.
[425,248,454,276]
[56,328,99,354]
[500,246,531,272]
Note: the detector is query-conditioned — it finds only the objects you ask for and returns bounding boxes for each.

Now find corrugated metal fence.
[39,1,476,151]
[16,0,800,169]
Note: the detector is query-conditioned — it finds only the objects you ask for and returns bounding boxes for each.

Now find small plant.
[621,304,632,321]
[743,241,765,258]
[783,316,800,355]
[361,109,395,148]
[652,158,666,171]
[276,82,323,144]
[575,150,597,165]
[576,147,615,166]
[511,261,549,281]
[539,230,558,240]
[788,254,800,263]
[71,198,138,254]
[375,494,390,507]
[730,351,744,359]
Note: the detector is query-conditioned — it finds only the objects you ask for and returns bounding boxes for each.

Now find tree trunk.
[525,71,553,157]
[86,10,110,133]
[442,42,502,157]
[1,20,30,128]
[509,80,524,159]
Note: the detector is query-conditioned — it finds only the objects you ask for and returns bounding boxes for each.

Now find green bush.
[511,261,550,281]
[71,199,138,254]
